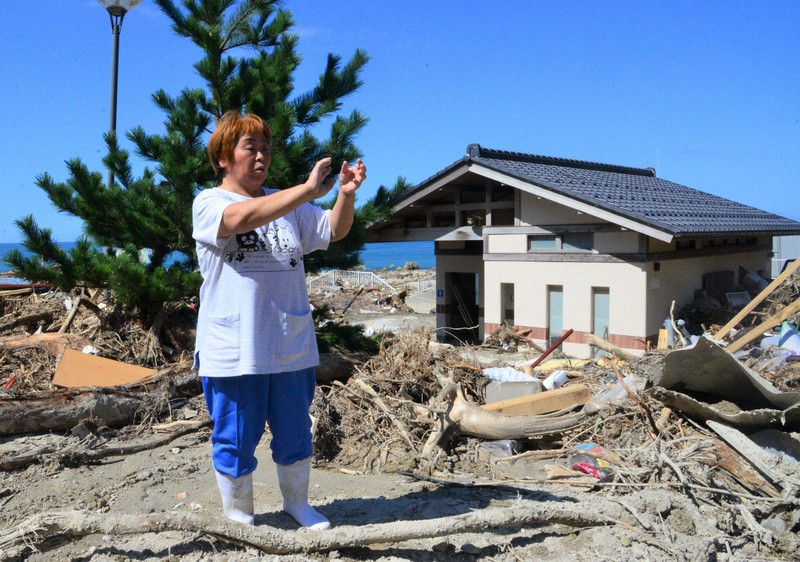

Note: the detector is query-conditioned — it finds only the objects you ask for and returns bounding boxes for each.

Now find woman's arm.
[218,158,335,238]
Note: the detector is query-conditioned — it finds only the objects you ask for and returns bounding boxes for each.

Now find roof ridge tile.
[467,143,655,177]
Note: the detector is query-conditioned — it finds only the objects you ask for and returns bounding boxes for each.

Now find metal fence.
[307,270,397,294]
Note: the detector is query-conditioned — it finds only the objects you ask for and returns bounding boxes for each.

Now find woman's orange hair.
[207,110,273,178]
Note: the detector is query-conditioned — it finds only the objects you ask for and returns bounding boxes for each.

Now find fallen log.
[0,499,633,559]
[316,352,357,384]
[0,366,199,436]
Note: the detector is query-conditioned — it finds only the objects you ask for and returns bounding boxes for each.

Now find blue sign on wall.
[437,289,444,298]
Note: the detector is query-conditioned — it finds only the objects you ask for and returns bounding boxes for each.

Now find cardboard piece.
[482,384,592,416]
[52,348,156,388]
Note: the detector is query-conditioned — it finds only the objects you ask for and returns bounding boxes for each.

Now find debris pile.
[1,263,800,560]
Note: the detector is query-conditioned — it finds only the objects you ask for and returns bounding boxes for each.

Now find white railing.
[407,273,436,295]
[307,270,397,294]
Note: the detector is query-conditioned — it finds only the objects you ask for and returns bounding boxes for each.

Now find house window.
[500,283,514,325]
[547,285,564,347]
[529,233,593,252]
[592,287,610,359]
[530,235,558,250]
[563,233,592,251]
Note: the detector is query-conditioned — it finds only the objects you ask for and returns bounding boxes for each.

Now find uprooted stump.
[420,370,587,458]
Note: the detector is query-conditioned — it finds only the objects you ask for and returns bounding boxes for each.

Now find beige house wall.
[519,194,598,226]
[594,231,641,253]
[481,246,771,358]
[485,228,641,254]
[643,249,771,336]
[487,234,527,253]
[484,260,647,358]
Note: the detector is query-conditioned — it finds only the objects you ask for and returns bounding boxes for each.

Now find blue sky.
[1,0,798,243]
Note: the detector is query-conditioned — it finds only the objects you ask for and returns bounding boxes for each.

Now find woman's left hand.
[338,159,367,196]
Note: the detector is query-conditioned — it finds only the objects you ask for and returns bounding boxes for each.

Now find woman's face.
[220,133,271,194]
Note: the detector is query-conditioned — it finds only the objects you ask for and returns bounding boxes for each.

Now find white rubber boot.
[214,470,255,525]
[276,457,330,530]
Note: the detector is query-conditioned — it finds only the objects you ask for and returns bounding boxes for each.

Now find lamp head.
[97,0,142,16]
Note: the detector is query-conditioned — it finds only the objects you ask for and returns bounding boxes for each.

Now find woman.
[192,110,366,529]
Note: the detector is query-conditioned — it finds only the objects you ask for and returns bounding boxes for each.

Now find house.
[367,144,800,358]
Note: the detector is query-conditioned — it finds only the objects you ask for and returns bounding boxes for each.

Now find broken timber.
[482,384,592,416]
[714,256,800,341]
[422,373,586,457]
[726,296,800,353]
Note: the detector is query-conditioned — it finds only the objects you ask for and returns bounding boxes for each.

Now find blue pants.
[202,368,316,478]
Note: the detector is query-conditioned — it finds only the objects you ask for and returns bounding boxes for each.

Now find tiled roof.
[465,144,800,237]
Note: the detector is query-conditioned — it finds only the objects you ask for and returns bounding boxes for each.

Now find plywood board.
[52,348,156,388]
[482,384,592,416]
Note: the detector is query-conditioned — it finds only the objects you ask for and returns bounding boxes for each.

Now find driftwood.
[0,418,211,471]
[421,372,586,457]
[585,333,637,361]
[0,499,632,559]
[0,332,93,357]
[0,366,199,436]
[0,310,52,332]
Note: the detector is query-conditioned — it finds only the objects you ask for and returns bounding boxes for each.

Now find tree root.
[0,499,636,558]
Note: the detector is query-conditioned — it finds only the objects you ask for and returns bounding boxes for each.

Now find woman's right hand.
[304,157,335,200]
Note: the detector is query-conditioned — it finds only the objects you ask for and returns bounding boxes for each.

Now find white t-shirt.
[192,187,331,377]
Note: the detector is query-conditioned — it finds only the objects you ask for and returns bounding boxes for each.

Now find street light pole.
[98,0,141,188]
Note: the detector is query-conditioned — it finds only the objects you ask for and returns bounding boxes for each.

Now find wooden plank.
[714,257,800,340]
[726,297,800,353]
[656,329,669,350]
[482,384,592,416]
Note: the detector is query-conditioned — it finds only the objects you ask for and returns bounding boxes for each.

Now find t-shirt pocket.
[279,309,314,364]
[205,312,241,365]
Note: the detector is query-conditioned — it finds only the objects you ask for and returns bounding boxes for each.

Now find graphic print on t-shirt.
[225,223,300,272]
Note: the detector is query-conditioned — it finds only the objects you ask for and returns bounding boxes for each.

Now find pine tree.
[6,0,411,326]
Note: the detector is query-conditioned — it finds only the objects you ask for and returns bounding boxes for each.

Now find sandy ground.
[1,406,727,562]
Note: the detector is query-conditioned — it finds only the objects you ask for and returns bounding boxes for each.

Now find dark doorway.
[446,272,480,343]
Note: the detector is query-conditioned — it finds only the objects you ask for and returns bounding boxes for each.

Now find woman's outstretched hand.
[338,158,367,196]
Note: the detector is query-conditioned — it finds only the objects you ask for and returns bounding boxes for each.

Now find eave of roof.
[389,144,800,240]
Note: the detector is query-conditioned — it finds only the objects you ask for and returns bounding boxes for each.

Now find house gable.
[369,144,800,244]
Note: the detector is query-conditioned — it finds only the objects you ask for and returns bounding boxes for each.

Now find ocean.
[0,240,434,283]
